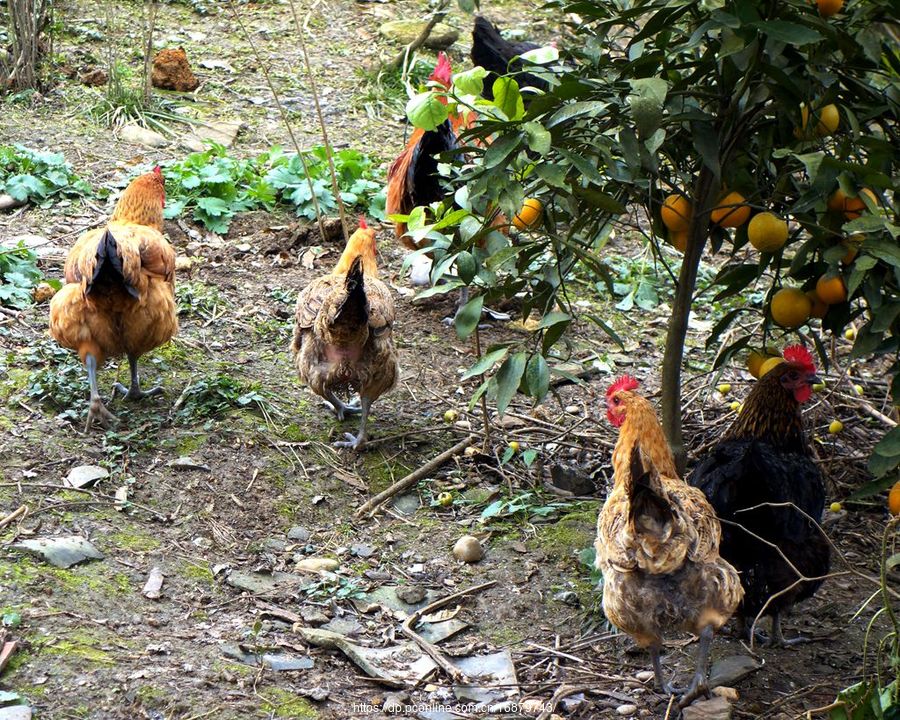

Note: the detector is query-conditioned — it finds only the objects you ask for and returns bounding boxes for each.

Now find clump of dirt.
[151,47,200,92]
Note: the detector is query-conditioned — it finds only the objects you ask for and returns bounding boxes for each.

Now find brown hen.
[49,167,177,431]
[596,376,742,706]
[291,219,398,450]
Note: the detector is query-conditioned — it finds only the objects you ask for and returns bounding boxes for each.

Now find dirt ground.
[0,1,895,719]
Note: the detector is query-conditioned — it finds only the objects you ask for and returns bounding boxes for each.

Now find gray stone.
[299,607,330,626]
[0,707,32,720]
[451,650,518,705]
[682,696,732,720]
[709,655,762,688]
[351,543,375,558]
[287,526,311,542]
[170,456,210,472]
[321,617,363,637]
[383,692,407,713]
[12,536,103,568]
[378,20,459,51]
[64,464,108,488]
[392,493,421,516]
[180,119,243,152]
[120,123,168,148]
[225,571,301,595]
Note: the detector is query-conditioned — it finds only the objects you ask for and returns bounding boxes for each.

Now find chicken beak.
[809,373,822,387]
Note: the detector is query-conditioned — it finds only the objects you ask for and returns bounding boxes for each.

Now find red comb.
[606,375,639,400]
[429,52,453,88]
[358,216,368,230]
[153,166,162,176]
[783,344,816,373]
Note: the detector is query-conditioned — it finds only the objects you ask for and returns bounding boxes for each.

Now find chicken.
[291,218,398,450]
[689,345,830,646]
[471,17,549,101]
[597,376,742,706]
[386,53,467,248]
[49,167,177,431]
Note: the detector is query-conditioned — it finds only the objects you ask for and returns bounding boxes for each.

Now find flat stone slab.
[12,537,104,568]
[0,707,32,720]
[709,655,762,687]
[64,465,108,488]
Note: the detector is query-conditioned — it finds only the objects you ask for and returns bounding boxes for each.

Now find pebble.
[635,670,654,682]
[295,558,339,573]
[287,526,311,542]
[712,686,739,701]
[382,692,407,713]
[616,705,638,716]
[64,464,108,488]
[565,404,580,413]
[453,536,483,563]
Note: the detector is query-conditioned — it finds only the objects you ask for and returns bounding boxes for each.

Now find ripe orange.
[828,188,878,220]
[770,287,812,329]
[513,198,544,230]
[669,230,688,252]
[889,481,900,516]
[817,0,843,16]
[747,350,767,378]
[816,274,848,304]
[661,194,692,232]
[799,103,840,136]
[806,290,829,319]
[759,356,785,377]
[711,192,751,228]
[748,212,789,252]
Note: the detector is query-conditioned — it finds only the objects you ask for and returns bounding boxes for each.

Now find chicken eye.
[613,397,621,405]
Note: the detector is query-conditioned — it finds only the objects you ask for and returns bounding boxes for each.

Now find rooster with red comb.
[689,344,830,646]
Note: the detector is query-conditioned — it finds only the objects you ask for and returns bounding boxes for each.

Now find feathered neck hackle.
[333,218,379,278]
[725,363,809,452]
[608,385,679,486]
[110,169,166,232]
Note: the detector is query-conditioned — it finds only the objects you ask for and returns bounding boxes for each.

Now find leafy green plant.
[172,373,271,424]
[21,339,89,420]
[480,491,570,523]
[0,145,91,205]
[163,144,386,234]
[0,243,42,308]
[402,0,899,474]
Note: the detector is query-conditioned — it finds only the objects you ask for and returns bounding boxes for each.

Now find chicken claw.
[333,432,366,451]
[323,392,361,421]
[85,397,118,432]
[113,355,164,400]
[677,625,714,709]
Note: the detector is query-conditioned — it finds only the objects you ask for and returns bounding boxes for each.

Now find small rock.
[382,691,407,713]
[635,670,654,682]
[12,536,104,568]
[616,705,638,716]
[297,686,329,701]
[180,119,243,152]
[152,47,200,91]
[396,586,427,605]
[299,607,330,626]
[453,535,483,563]
[295,558,339,574]
[351,543,375,558]
[0,706,32,720]
[712,687,739,702]
[64,464,108,489]
[564,404,580,413]
[682,696,732,720]
[170,456,210,472]
[120,123,168,148]
[142,567,164,599]
[287,526,311,542]
[378,20,459,50]
[553,590,580,606]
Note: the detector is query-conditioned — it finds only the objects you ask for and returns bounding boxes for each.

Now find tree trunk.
[660,166,716,474]
[2,0,50,91]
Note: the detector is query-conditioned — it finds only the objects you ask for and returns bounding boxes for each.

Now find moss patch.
[106,528,162,552]
[532,507,598,565]
[261,688,318,719]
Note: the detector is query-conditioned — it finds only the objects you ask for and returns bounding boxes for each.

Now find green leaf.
[494,352,527,416]
[462,346,509,380]
[536,311,572,330]
[492,77,525,121]
[196,196,230,216]
[523,122,551,155]
[524,353,550,401]
[454,294,484,340]
[535,163,568,188]
[753,20,822,45]
[453,66,488,96]
[483,133,521,169]
[406,92,450,131]
[547,101,608,128]
[873,427,900,458]
[455,250,478,284]
[519,46,559,65]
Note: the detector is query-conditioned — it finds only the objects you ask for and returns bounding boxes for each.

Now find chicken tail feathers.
[334,256,369,327]
[627,445,673,527]
[88,229,139,299]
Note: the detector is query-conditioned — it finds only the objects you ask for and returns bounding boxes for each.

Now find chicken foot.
[323,390,362,421]
[84,353,117,432]
[113,355,164,401]
[334,396,372,451]
[677,624,715,708]
[769,611,812,647]
[441,286,511,327]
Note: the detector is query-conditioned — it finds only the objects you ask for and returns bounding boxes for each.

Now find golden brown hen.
[596,376,743,706]
[291,218,398,450]
[49,167,177,431]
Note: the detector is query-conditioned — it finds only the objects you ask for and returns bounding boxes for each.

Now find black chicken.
[471,16,550,100]
[689,345,830,646]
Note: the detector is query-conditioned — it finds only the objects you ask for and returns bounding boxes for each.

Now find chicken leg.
[649,645,676,696]
[677,625,714,708]
[334,396,372,451]
[113,355,164,400]
[84,353,117,432]
[323,389,362,421]
[769,611,810,647]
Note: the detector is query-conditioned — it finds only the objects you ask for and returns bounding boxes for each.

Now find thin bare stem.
[142,1,159,103]
[226,0,325,238]
[287,0,349,242]
[473,322,492,453]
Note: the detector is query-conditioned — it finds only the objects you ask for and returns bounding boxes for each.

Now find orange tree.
[399,0,899,473]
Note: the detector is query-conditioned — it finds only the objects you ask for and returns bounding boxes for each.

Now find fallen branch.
[0,504,28,529]
[381,0,451,73]
[400,580,497,684]
[0,639,18,674]
[355,434,475,517]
